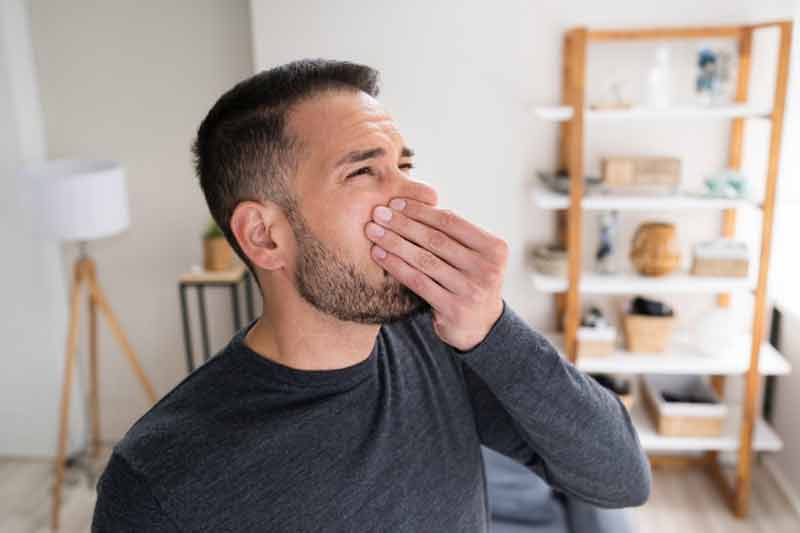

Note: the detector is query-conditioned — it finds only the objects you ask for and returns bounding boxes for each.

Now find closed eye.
[347,163,414,178]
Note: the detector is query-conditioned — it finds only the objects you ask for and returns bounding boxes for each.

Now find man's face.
[283,89,434,325]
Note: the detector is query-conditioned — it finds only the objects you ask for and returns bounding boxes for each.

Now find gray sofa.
[482,446,635,533]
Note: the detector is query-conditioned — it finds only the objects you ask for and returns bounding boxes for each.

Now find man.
[91,58,650,532]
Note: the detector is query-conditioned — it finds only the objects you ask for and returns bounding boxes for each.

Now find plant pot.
[203,237,233,271]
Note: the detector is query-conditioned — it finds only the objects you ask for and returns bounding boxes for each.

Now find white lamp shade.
[25,159,130,242]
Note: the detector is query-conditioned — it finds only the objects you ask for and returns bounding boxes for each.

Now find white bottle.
[644,45,672,109]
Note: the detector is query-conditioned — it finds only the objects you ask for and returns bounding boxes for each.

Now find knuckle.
[439,209,458,229]
[427,230,448,252]
[417,249,439,271]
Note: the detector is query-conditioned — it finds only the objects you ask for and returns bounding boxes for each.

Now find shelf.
[530,184,758,211]
[544,333,791,376]
[531,270,756,294]
[629,401,782,453]
[534,104,773,122]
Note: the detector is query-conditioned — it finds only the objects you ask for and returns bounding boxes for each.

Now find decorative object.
[577,306,617,357]
[622,296,675,352]
[536,170,603,194]
[591,373,635,410]
[590,80,633,110]
[25,159,158,531]
[702,168,749,198]
[529,243,567,276]
[690,238,749,277]
[641,374,727,437]
[203,218,233,271]
[686,306,752,357]
[643,45,672,108]
[630,221,681,276]
[696,47,723,105]
[595,210,620,274]
[602,156,681,193]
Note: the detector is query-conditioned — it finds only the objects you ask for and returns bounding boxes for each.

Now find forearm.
[452,299,651,508]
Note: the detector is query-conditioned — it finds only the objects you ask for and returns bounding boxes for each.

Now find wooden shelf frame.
[546,20,793,519]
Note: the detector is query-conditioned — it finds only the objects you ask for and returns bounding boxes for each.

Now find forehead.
[287,90,405,164]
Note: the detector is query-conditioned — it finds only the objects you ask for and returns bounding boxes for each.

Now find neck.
[244,277,381,372]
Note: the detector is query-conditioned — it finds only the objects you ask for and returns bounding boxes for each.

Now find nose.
[384,171,439,207]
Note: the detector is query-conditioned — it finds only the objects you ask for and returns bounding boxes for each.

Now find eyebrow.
[334,146,415,169]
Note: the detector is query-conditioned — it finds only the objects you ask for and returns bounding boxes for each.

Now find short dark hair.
[191,58,381,289]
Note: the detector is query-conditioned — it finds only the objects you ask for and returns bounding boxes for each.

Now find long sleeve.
[92,452,181,532]
[449,299,651,508]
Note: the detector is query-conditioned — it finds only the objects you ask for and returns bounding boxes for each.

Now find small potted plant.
[203,217,233,271]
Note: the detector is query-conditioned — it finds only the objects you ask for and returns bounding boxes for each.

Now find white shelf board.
[629,401,782,453]
[544,333,790,376]
[530,184,758,211]
[530,270,756,294]
[534,104,772,122]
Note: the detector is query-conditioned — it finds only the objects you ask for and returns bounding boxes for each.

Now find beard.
[287,207,431,325]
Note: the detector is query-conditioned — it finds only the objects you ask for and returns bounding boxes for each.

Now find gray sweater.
[91,299,650,532]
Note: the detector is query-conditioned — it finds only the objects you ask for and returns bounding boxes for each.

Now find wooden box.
[690,239,749,277]
[641,374,727,437]
[577,326,616,357]
[602,156,681,192]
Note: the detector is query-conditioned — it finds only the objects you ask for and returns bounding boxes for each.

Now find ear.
[229,200,292,272]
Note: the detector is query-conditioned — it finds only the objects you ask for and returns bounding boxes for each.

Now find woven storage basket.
[641,375,726,437]
[623,313,674,352]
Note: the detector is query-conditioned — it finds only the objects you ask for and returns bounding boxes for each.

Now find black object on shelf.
[590,373,631,396]
[630,295,674,316]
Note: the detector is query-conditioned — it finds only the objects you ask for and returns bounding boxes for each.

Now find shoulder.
[92,452,179,532]
[112,350,239,488]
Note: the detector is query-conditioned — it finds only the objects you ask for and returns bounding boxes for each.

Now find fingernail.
[389,198,406,211]
[367,223,385,238]
[375,206,392,221]
[373,246,387,258]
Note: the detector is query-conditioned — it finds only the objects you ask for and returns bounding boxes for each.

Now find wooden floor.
[1,447,798,532]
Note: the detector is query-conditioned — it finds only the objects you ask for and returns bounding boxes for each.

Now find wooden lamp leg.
[87,268,157,404]
[51,260,86,531]
[89,288,101,461]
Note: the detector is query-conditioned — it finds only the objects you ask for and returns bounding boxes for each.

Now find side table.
[178,263,255,373]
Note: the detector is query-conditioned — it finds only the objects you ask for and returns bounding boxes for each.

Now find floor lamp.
[26,160,158,531]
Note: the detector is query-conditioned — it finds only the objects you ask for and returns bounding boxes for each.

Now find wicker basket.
[641,375,726,437]
[622,313,674,352]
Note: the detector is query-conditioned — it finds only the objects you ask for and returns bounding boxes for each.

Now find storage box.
[622,313,674,352]
[690,239,749,277]
[602,156,681,192]
[641,374,727,437]
[577,326,617,357]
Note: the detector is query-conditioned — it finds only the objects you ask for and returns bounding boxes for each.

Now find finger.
[393,198,500,259]
[371,243,451,312]
[370,207,480,273]
[366,222,474,296]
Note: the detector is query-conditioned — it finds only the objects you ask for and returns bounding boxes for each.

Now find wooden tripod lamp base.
[50,255,158,531]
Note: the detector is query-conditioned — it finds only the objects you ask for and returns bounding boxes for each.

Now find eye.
[400,163,414,172]
[347,166,373,178]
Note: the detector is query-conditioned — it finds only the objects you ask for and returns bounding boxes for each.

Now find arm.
[92,452,181,532]
[450,299,651,509]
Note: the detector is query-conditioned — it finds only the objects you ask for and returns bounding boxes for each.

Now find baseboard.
[763,456,800,519]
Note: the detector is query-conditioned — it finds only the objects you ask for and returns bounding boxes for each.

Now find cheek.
[324,196,378,257]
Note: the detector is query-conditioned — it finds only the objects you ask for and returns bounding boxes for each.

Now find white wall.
[9,0,255,456]
[250,0,799,494]
[0,0,73,457]
[250,0,794,331]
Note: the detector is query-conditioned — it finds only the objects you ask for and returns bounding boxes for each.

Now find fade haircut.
[191,58,381,289]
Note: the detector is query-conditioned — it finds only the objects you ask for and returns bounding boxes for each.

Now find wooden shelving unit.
[533,21,793,518]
